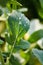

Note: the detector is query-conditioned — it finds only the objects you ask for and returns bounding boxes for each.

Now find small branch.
[9,38,17,59]
[0,48,5,65]
[25,43,37,53]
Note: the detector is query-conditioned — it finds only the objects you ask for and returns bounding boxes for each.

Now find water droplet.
[19,17,21,20]
[19,21,21,24]
[24,24,26,27]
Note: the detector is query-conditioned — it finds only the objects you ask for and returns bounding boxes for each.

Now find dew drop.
[19,21,21,24]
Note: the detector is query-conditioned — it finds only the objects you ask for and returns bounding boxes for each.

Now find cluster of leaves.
[0,0,43,65]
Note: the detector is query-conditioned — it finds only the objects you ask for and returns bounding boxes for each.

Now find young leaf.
[32,49,43,65]
[28,29,43,43]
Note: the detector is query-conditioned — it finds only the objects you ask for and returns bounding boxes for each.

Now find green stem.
[8,21,22,59]
[0,48,5,65]
[25,43,37,53]
[9,38,17,59]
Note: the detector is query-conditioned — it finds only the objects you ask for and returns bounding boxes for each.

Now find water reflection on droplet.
[24,24,26,27]
[19,21,21,25]
[19,17,21,20]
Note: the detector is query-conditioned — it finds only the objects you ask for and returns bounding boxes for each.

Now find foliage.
[18,0,43,21]
[0,0,43,65]
[28,29,43,43]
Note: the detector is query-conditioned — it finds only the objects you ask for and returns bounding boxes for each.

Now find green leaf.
[8,11,19,37]
[2,52,10,57]
[32,49,43,65]
[0,39,4,45]
[28,29,43,43]
[9,55,21,65]
[5,34,15,45]
[0,0,10,7]
[38,8,43,18]
[40,0,43,8]
[38,0,43,18]
[0,9,3,16]
[15,39,30,50]
[8,11,30,40]
[12,1,22,7]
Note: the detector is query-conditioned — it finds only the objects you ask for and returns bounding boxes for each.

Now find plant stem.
[0,48,5,65]
[8,21,22,59]
[25,43,37,53]
[9,39,17,58]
